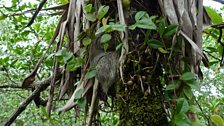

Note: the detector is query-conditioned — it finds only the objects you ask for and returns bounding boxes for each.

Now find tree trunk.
[113,1,168,125]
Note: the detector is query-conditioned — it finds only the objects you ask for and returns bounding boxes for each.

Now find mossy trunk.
[115,60,168,126]
[103,0,168,125]
[114,1,168,125]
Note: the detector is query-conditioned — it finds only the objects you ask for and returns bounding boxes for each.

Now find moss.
[115,77,168,126]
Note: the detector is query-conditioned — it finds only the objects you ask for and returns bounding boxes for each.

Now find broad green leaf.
[97,6,109,19]
[0,15,7,20]
[86,13,96,22]
[40,106,50,119]
[66,57,84,71]
[211,115,224,126]
[185,80,200,90]
[135,19,157,30]
[135,11,149,22]
[176,98,189,113]
[191,122,204,126]
[175,112,190,126]
[80,47,87,58]
[95,24,124,35]
[55,50,63,57]
[158,47,169,53]
[157,18,166,36]
[96,27,105,35]
[55,48,73,63]
[205,6,223,24]
[85,69,97,79]
[217,45,223,56]
[189,105,200,113]
[74,87,84,99]
[77,98,86,109]
[100,34,112,43]
[209,60,219,66]
[206,47,217,53]
[84,4,93,13]
[165,80,180,91]
[63,51,73,63]
[111,24,126,32]
[128,24,137,30]
[33,23,40,31]
[83,37,92,46]
[183,85,193,99]
[133,11,157,30]
[148,39,164,49]
[180,72,196,81]
[163,24,178,37]
[59,0,69,4]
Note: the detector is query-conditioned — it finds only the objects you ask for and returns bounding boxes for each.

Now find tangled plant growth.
[0,0,224,126]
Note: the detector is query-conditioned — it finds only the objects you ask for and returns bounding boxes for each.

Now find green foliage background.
[0,0,223,125]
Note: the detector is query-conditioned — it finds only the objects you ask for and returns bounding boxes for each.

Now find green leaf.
[175,113,190,126]
[83,37,92,46]
[0,15,7,20]
[85,69,97,79]
[148,39,164,49]
[176,98,189,113]
[158,47,169,53]
[55,48,73,63]
[86,13,96,22]
[59,0,68,4]
[209,60,219,66]
[66,57,84,71]
[206,47,217,53]
[157,18,166,36]
[111,24,126,32]
[205,6,223,24]
[133,11,157,30]
[103,43,109,51]
[116,43,123,51]
[211,115,224,126]
[165,80,181,91]
[74,87,84,100]
[77,98,86,109]
[217,45,223,56]
[100,34,112,43]
[191,122,204,126]
[189,105,200,113]
[63,51,73,63]
[135,11,149,22]
[97,6,109,19]
[33,23,40,31]
[135,19,157,30]
[95,24,125,35]
[84,4,93,13]
[95,25,112,35]
[128,24,137,30]
[40,106,50,119]
[163,24,178,37]
[183,85,193,99]
[180,72,196,81]
[185,80,200,90]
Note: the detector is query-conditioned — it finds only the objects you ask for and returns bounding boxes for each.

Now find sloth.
[90,33,119,95]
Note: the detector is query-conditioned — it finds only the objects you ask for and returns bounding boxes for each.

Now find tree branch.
[212,0,224,4]
[0,85,22,89]
[4,73,62,126]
